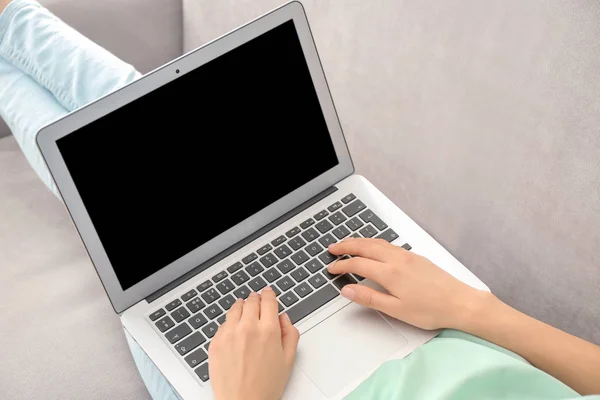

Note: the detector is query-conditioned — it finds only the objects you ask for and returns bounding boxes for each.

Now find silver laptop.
[37,2,488,399]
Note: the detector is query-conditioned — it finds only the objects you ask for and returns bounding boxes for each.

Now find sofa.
[1,0,599,399]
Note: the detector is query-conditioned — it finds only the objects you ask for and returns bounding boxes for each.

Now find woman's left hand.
[209,287,300,400]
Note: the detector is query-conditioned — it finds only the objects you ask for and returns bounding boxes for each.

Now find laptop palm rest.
[295,302,408,397]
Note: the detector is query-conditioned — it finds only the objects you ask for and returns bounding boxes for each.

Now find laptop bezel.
[36,1,354,314]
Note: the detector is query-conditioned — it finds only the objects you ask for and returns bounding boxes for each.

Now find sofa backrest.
[183,0,600,343]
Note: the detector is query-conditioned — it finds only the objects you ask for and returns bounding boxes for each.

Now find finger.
[241,292,261,322]
[279,313,300,367]
[339,284,401,317]
[328,238,393,262]
[226,298,244,324]
[327,256,389,283]
[259,286,279,322]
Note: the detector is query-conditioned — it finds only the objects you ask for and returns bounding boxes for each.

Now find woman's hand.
[209,287,300,400]
[328,238,489,331]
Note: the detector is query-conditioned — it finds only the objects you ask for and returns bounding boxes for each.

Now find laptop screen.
[56,20,339,291]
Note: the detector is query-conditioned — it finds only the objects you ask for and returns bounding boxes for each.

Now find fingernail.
[236,298,244,303]
[250,292,258,297]
[328,243,336,250]
[341,286,356,301]
[263,286,273,292]
[282,313,291,323]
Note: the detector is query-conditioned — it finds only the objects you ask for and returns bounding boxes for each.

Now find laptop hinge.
[145,185,338,303]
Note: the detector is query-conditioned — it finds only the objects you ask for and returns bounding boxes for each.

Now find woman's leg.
[0,3,178,399]
[0,0,140,195]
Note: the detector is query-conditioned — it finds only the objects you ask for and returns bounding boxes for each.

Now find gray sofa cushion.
[183,0,600,344]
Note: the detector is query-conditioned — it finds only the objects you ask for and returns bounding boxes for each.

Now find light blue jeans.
[0,1,179,398]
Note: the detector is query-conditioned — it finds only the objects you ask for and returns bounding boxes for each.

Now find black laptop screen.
[57,20,339,290]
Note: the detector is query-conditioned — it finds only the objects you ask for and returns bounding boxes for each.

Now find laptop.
[36,2,488,399]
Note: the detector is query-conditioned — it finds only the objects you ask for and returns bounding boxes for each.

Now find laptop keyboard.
[147,194,411,383]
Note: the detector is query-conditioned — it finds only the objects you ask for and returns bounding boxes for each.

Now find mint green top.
[348,329,600,400]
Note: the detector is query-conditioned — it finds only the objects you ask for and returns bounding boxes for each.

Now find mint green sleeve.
[346,329,598,400]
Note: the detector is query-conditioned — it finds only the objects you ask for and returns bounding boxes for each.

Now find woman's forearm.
[458,292,600,395]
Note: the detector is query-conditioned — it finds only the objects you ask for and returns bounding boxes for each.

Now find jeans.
[0,1,178,398]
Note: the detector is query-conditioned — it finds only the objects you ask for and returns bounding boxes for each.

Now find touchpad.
[295,303,408,397]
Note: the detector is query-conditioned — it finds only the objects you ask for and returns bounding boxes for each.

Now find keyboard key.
[202,322,219,339]
[271,285,282,296]
[359,224,378,238]
[174,332,205,356]
[171,307,191,323]
[332,225,351,240]
[257,244,272,256]
[333,274,357,290]
[201,288,220,304]
[276,259,295,274]
[401,243,413,251]
[318,233,337,247]
[149,309,166,321]
[341,200,366,217]
[195,363,210,382]
[359,210,388,231]
[329,211,347,226]
[271,235,286,246]
[217,314,226,324]
[305,259,324,274]
[186,297,206,314]
[291,267,309,282]
[188,313,208,329]
[315,219,334,234]
[276,276,296,292]
[350,233,361,238]
[314,210,329,221]
[288,236,306,251]
[218,294,236,311]
[274,244,292,259]
[165,322,192,344]
[231,270,250,286]
[301,227,319,243]
[263,267,282,283]
[345,217,364,231]
[155,316,175,332]
[286,227,301,238]
[341,193,356,204]
[245,262,264,276]
[165,299,181,311]
[185,347,208,368]
[212,271,228,283]
[204,342,210,351]
[294,282,314,298]
[353,274,365,282]
[203,304,223,320]
[196,280,212,292]
[318,251,337,265]
[278,302,284,313]
[242,253,258,265]
[249,276,267,292]
[281,291,299,307]
[227,262,243,273]
[291,250,309,265]
[300,218,315,229]
[322,268,338,280]
[259,253,278,268]
[376,228,399,243]
[181,289,197,302]
[233,285,251,300]
[216,279,235,295]
[305,242,323,257]
[328,201,343,212]
[308,272,327,289]
[287,284,339,324]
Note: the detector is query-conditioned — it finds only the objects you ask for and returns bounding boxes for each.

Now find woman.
[1,1,599,399]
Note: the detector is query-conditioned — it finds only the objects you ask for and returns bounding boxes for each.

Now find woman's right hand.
[327,238,491,331]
